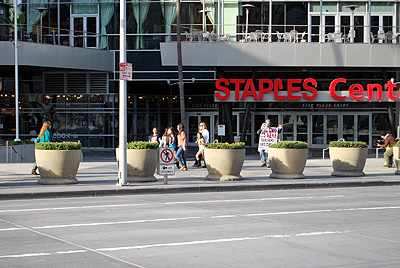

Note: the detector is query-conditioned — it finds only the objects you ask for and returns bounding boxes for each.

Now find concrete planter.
[393,146,400,175]
[204,148,245,181]
[35,149,81,184]
[329,147,367,177]
[269,148,308,179]
[116,148,157,182]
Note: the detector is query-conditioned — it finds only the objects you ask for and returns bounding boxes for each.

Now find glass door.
[71,15,99,48]
[342,114,355,141]
[296,114,309,143]
[312,114,325,147]
[357,114,371,145]
[187,113,213,146]
[327,114,338,143]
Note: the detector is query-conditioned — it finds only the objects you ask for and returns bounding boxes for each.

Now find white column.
[14,0,20,141]
[118,0,128,186]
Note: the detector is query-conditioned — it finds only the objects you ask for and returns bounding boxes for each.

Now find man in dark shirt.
[377,132,395,168]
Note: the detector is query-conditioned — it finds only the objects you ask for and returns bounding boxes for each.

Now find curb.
[1,180,400,200]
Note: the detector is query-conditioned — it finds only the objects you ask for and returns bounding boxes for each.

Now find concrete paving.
[1,154,400,200]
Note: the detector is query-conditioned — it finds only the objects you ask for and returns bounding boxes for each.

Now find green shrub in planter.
[394,141,400,147]
[269,141,308,149]
[127,141,159,150]
[35,142,82,150]
[206,142,245,149]
[329,141,367,148]
[1,140,34,146]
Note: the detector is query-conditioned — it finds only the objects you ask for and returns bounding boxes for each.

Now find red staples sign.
[214,78,399,102]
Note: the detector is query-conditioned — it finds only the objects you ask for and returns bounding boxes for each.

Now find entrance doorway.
[71,15,99,48]
[187,113,213,146]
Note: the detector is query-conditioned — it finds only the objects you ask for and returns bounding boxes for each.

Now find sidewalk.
[1,155,400,200]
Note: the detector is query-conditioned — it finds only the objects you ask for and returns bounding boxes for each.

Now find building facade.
[0,0,399,150]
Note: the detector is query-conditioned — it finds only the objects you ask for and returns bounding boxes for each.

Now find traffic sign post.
[157,148,175,184]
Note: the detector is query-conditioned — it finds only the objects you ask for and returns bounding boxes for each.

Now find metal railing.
[0,23,108,50]
[5,141,19,163]
[169,23,400,44]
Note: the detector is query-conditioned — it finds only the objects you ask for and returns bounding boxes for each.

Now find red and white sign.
[159,148,174,165]
[258,125,279,152]
[120,63,132,81]
[214,78,400,102]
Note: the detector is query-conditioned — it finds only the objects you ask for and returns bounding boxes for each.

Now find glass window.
[343,115,355,141]
[327,115,338,143]
[254,114,265,144]
[283,114,294,141]
[312,115,324,144]
[371,2,395,13]
[372,113,390,147]
[310,3,337,12]
[357,114,369,144]
[297,114,308,142]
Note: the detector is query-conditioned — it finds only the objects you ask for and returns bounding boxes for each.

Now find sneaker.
[260,163,266,167]
[192,163,200,167]
[267,163,271,168]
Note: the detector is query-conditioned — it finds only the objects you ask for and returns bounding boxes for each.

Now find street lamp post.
[345,5,359,43]
[118,0,128,186]
[13,0,20,141]
[242,4,254,40]
[35,7,47,44]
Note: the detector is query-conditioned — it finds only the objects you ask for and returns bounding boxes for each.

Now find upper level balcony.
[160,23,400,68]
[0,24,113,72]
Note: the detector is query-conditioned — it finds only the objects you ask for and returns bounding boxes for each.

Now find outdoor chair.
[184,31,193,41]
[276,31,284,42]
[254,30,263,42]
[283,32,291,42]
[299,32,307,42]
[370,32,377,43]
[377,30,387,43]
[325,33,335,42]
[289,30,299,42]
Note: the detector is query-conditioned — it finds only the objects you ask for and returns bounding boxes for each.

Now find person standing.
[377,132,395,168]
[195,122,209,167]
[149,127,159,143]
[31,121,53,175]
[167,127,180,169]
[257,119,282,168]
[176,123,187,171]
[159,128,168,147]
[193,132,206,167]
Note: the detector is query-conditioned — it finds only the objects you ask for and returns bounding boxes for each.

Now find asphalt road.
[0,187,399,268]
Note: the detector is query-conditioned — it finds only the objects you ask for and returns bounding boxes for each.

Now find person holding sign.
[257,119,282,168]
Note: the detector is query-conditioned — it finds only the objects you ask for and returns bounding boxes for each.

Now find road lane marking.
[34,217,201,229]
[0,203,150,213]
[245,210,332,216]
[1,205,400,232]
[210,215,237,219]
[0,219,146,268]
[0,196,343,214]
[0,230,344,259]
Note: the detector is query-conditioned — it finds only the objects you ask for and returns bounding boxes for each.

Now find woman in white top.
[196,122,209,168]
[199,122,209,144]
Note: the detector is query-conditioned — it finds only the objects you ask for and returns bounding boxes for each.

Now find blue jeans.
[260,150,269,164]
[176,146,186,167]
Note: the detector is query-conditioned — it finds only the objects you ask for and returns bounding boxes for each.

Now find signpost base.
[164,175,168,185]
